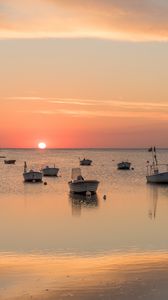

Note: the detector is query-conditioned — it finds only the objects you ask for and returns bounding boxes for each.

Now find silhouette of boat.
[80,158,92,166]
[117,161,131,170]
[4,159,16,164]
[42,165,59,177]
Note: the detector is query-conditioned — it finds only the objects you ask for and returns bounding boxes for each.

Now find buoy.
[86,191,91,197]
[103,195,107,200]
[44,181,47,185]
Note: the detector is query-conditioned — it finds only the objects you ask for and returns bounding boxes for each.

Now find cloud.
[0,0,168,40]
[31,108,168,120]
[8,96,168,120]
[4,96,168,112]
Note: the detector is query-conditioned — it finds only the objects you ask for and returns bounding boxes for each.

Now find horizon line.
[1,147,168,150]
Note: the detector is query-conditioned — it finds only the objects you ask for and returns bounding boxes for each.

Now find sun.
[38,142,46,149]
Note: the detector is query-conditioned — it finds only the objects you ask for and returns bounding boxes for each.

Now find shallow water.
[0,148,168,299]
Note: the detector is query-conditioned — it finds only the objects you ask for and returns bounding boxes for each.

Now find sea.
[0,148,168,300]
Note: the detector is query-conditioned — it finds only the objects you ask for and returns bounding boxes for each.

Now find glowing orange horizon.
[1,96,168,148]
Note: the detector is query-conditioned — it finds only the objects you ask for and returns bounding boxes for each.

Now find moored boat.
[146,147,168,183]
[23,162,43,182]
[4,159,16,164]
[80,158,92,166]
[68,168,99,194]
[42,165,59,177]
[117,161,131,170]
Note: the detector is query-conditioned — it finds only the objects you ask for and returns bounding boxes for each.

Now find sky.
[0,0,168,148]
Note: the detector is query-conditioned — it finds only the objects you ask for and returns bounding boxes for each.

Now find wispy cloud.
[0,0,168,40]
[29,108,168,121]
[11,96,168,119]
[4,96,46,101]
[2,96,100,106]
[4,96,168,113]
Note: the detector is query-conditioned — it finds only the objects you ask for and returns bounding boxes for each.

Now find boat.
[80,158,92,166]
[23,162,43,182]
[117,161,131,170]
[146,147,168,183]
[68,168,99,194]
[4,159,16,164]
[42,165,59,177]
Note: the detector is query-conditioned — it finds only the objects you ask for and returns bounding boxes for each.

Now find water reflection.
[148,185,158,220]
[2,251,168,300]
[147,184,168,220]
[69,193,99,216]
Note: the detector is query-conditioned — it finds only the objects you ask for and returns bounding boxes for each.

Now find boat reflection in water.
[69,193,99,216]
[147,183,168,220]
[148,185,158,220]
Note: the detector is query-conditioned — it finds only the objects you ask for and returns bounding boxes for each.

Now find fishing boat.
[68,168,99,194]
[80,158,92,166]
[146,147,168,183]
[4,159,16,164]
[23,162,43,182]
[117,161,131,170]
[42,165,59,177]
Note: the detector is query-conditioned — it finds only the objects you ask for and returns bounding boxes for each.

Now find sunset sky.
[0,0,168,148]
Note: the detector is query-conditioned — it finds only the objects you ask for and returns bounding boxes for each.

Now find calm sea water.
[0,148,168,299]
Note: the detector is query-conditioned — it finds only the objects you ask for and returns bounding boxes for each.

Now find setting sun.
[38,142,46,149]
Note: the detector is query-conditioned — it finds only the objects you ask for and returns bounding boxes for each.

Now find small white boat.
[80,158,92,166]
[42,165,59,177]
[23,162,43,182]
[146,147,168,183]
[117,161,131,170]
[68,168,99,194]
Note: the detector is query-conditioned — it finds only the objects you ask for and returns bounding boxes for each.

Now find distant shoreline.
[1,147,168,150]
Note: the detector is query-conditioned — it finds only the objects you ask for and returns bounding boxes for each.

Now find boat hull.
[146,172,168,183]
[80,159,92,166]
[4,160,16,164]
[68,180,99,194]
[117,162,131,170]
[42,167,59,177]
[23,171,43,182]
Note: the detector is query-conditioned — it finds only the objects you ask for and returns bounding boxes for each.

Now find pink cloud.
[0,0,168,40]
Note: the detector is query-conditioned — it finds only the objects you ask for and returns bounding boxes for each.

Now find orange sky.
[0,1,168,147]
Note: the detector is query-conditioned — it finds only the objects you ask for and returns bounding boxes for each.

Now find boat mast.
[152,147,159,174]
[153,147,158,165]
[24,161,27,173]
